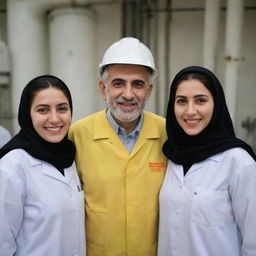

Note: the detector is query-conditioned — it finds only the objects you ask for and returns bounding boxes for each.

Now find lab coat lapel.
[186,162,204,176]
[186,154,220,176]
[171,162,184,184]
[64,164,74,185]
[42,162,67,183]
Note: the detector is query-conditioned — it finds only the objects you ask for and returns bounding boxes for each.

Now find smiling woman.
[174,79,214,136]
[158,66,256,256]
[0,75,86,256]
[30,87,72,143]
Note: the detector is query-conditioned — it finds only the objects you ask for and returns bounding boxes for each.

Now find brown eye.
[37,108,48,113]
[57,106,69,112]
[196,98,207,104]
[176,98,187,104]
[132,81,144,89]
[111,79,124,88]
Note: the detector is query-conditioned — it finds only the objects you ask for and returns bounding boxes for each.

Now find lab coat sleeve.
[228,155,256,256]
[0,161,25,256]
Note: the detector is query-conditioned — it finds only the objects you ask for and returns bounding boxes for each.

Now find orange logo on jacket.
[149,162,165,172]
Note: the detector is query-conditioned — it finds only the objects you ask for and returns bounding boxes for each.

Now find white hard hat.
[98,37,158,79]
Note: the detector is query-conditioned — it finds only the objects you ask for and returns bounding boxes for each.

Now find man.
[69,37,167,256]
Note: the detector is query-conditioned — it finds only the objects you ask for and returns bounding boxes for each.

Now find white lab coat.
[0,149,86,256]
[158,148,256,256]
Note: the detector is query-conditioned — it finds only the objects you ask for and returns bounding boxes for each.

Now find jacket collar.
[92,109,160,140]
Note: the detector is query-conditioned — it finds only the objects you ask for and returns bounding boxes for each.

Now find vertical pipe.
[0,39,11,131]
[143,0,156,113]
[48,8,96,122]
[224,0,244,123]
[164,0,172,112]
[122,0,136,37]
[152,0,159,114]
[7,0,48,133]
[203,0,220,71]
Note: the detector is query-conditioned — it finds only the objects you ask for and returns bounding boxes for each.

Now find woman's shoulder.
[1,148,29,161]
[222,147,255,164]
[0,149,33,183]
[0,149,40,169]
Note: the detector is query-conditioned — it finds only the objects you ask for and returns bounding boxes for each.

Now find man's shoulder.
[71,110,106,130]
[143,111,165,124]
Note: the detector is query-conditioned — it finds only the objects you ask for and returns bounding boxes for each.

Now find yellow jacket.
[69,110,167,256]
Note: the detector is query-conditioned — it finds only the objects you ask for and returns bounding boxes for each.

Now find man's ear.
[98,80,107,100]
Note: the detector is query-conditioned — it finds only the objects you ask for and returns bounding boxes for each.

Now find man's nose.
[122,85,134,100]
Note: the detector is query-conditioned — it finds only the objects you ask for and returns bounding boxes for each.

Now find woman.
[158,66,256,256]
[0,75,86,256]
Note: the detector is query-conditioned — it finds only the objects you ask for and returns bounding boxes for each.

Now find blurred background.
[0,0,255,150]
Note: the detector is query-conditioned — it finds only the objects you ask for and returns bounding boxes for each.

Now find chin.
[45,136,65,143]
[184,128,201,136]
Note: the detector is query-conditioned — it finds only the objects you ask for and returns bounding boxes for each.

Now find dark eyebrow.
[57,103,69,106]
[34,104,49,108]
[111,78,125,83]
[132,79,145,84]
[194,94,209,98]
[175,94,209,99]
[34,103,69,108]
[175,95,186,99]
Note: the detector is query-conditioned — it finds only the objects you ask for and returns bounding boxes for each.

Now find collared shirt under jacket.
[69,110,167,256]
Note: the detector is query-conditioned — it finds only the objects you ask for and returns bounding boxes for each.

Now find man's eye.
[133,83,144,88]
[111,82,123,88]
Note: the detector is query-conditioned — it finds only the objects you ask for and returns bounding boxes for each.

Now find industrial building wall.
[0,0,255,149]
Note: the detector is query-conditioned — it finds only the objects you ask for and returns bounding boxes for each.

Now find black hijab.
[0,75,75,173]
[163,66,256,169]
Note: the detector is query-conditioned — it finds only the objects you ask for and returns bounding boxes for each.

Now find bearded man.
[69,37,167,256]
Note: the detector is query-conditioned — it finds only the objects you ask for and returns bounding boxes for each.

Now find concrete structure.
[0,0,255,150]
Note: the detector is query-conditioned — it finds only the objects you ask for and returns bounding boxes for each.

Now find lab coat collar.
[42,162,73,184]
[171,153,221,183]
[28,155,73,184]
[187,155,220,174]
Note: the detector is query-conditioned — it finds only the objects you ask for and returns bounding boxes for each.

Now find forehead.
[107,64,150,81]
[32,87,68,104]
[176,79,212,96]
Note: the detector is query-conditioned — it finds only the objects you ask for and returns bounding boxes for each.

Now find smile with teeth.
[185,119,201,123]
[118,102,138,111]
[118,102,137,106]
[45,126,62,131]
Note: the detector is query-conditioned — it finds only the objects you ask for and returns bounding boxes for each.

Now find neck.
[111,114,140,134]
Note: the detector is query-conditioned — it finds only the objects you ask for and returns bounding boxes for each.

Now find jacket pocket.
[191,187,230,226]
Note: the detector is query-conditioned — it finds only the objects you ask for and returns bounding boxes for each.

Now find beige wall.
[0,0,255,147]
